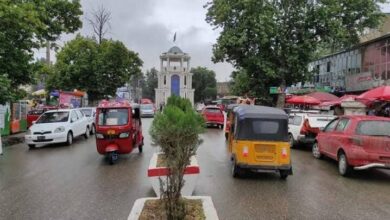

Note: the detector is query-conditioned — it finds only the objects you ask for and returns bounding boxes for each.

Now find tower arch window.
[164,75,166,85]
[184,76,187,86]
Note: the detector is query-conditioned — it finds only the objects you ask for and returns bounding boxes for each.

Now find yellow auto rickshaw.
[228,105,292,179]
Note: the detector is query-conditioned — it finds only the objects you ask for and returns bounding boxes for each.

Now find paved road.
[0,118,389,220]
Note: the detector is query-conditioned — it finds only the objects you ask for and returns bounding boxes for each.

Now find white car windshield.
[36,112,69,123]
[141,104,153,110]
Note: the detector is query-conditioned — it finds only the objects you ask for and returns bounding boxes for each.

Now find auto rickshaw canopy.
[233,105,288,120]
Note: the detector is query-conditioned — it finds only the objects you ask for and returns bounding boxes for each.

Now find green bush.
[150,96,204,220]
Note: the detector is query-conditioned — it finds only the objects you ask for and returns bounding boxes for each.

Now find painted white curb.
[148,152,199,197]
[128,196,219,220]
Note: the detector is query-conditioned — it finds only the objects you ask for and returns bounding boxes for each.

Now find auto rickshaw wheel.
[107,151,118,165]
[138,145,143,153]
[288,134,295,149]
[231,158,242,178]
[225,133,229,140]
[279,170,289,180]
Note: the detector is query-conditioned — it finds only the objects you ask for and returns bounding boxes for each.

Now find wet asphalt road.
[0,118,389,220]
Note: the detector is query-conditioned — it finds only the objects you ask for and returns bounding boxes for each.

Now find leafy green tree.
[0,0,82,102]
[142,68,158,101]
[48,35,143,102]
[191,66,217,102]
[150,96,204,219]
[206,0,385,107]
[0,75,12,105]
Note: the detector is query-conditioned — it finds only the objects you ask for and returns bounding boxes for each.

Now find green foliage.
[0,0,82,102]
[142,68,158,101]
[47,35,143,102]
[206,0,385,105]
[0,75,12,105]
[150,96,204,220]
[191,67,217,102]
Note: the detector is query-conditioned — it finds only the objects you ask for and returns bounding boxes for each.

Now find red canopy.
[286,95,321,105]
[319,95,357,107]
[307,92,338,102]
[356,86,390,101]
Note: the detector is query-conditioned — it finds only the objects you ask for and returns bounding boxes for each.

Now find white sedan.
[25,109,90,148]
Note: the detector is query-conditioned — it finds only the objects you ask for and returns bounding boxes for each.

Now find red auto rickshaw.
[95,100,144,164]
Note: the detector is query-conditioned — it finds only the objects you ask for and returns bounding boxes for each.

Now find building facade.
[155,46,195,107]
[309,34,390,93]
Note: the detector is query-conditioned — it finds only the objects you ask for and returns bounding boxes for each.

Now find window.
[37,112,69,123]
[327,61,331,72]
[76,110,83,118]
[205,108,222,114]
[236,118,288,141]
[292,116,302,125]
[335,118,349,132]
[324,119,338,132]
[81,109,92,117]
[98,109,129,126]
[356,121,390,136]
[71,111,78,122]
[164,75,166,85]
[184,76,187,86]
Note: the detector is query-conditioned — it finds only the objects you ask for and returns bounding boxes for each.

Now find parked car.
[79,107,96,135]
[25,109,90,148]
[288,112,335,147]
[202,105,224,129]
[313,115,390,176]
[140,104,155,117]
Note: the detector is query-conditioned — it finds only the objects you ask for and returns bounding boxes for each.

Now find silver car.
[140,104,155,117]
[79,107,97,134]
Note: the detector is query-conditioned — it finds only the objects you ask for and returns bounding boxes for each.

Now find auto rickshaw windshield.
[236,118,288,141]
[98,108,129,126]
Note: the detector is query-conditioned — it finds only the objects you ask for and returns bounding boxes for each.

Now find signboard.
[269,87,286,94]
[345,72,382,92]
[0,105,6,129]
[59,92,81,108]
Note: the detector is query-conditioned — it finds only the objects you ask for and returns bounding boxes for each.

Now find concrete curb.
[128,196,219,220]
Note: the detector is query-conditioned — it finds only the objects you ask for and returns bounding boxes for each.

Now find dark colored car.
[313,115,390,176]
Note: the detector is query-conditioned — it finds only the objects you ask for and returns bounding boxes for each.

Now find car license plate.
[37,136,45,140]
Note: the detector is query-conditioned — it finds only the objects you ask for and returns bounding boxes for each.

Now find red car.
[313,115,390,176]
[202,106,224,129]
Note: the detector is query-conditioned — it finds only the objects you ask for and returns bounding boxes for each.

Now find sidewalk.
[1,132,25,147]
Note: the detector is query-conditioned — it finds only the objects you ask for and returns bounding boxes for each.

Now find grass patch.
[139,198,205,220]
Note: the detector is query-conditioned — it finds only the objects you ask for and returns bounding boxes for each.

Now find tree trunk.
[276,79,286,109]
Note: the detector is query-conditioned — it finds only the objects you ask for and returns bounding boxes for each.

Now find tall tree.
[87,5,111,44]
[191,67,217,102]
[47,35,143,102]
[142,68,158,101]
[206,0,385,107]
[0,0,82,101]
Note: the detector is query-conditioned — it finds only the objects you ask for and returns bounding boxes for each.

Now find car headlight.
[95,133,104,139]
[54,126,65,133]
[26,129,31,135]
[119,132,130,138]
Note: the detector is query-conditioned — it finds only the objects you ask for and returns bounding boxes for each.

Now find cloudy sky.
[39,1,390,82]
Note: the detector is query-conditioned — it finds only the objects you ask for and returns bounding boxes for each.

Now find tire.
[289,134,295,149]
[225,133,229,140]
[338,152,352,177]
[138,145,143,153]
[231,157,242,178]
[107,151,118,165]
[312,142,323,159]
[280,170,289,180]
[28,144,36,149]
[90,124,95,135]
[66,132,73,146]
[84,127,90,139]
[219,125,223,130]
